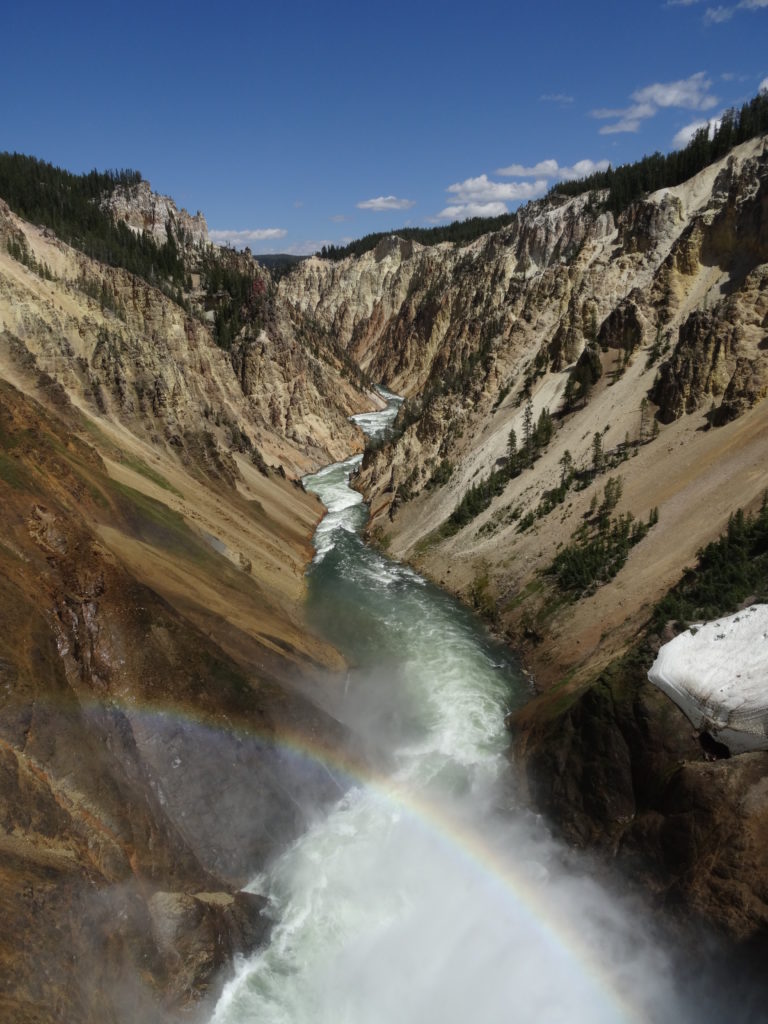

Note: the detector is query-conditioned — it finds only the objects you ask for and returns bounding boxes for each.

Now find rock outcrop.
[279,135,768,942]
[648,605,768,753]
[280,137,768,682]
[101,179,209,247]
[283,137,768,454]
[0,185,377,1021]
[511,660,768,942]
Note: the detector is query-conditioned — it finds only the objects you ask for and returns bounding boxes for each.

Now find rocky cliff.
[281,134,768,940]
[101,179,209,248]
[0,190,377,1021]
[282,137,768,674]
[4,131,768,1013]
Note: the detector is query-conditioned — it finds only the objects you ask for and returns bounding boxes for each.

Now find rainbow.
[57,695,653,1022]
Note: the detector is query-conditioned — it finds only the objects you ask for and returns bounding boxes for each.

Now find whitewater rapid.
[210,390,686,1024]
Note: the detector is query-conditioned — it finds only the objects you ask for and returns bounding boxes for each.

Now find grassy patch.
[368,525,392,553]
[109,479,211,563]
[0,453,29,490]
[501,578,544,614]
[79,419,124,458]
[120,454,183,497]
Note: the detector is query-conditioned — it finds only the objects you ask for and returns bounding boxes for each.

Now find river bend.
[211,390,681,1024]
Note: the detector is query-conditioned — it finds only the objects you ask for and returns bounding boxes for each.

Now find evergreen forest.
[551,90,768,215]
[0,152,186,287]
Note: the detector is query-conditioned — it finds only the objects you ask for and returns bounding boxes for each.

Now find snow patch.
[648,605,768,753]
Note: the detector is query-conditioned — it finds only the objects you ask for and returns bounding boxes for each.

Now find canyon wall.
[0,195,375,1021]
[3,134,768,1015]
[282,134,768,940]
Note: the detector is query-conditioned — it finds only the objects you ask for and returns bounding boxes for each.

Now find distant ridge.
[316,87,768,263]
[254,253,307,272]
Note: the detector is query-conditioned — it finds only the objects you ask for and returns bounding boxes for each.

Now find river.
[211,391,694,1024]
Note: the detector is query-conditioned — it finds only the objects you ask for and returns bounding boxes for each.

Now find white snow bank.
[648,605,768,753]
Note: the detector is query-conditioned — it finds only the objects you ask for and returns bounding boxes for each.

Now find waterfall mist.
[210,396,763,1024]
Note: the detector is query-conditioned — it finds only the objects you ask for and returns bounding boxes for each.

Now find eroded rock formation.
[0,187,376,1020]
[280,135,768,941]
[101,179,209,248]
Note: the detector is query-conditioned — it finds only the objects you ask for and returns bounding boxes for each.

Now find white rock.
[101,180,209,247]
[648,605,768,753]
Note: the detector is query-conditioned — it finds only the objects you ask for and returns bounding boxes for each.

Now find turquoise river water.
[210,390,703,1024]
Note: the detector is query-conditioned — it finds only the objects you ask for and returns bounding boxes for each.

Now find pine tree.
[601,476,623,515]
[563,374,578,412]
[559,449,574,487]
[522,398,534,466]
[591,432,604,476]
[507,427,517,460]
[535,407,553,449]
[639,398,649,442]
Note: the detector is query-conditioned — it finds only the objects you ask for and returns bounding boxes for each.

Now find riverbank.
[355,395,768,952]
[209,391,750,1024]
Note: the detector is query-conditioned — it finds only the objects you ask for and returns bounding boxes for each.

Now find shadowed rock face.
[512,666,768,943]
[281,136,768,947]
[0,380,359,1019]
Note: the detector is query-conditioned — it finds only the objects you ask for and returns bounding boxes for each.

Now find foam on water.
[349,387,404,441]
[211,389,688,1024]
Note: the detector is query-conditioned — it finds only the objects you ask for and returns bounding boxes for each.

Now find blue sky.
[2,0,767,253]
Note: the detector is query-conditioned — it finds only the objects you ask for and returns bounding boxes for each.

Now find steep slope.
[0,187,378,1021]
[281,135,768,939]
[283,135,768,685]
[101,178,210,247]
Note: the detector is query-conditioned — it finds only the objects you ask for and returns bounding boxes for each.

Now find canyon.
[0,131,767,1020]
[282,133,768,942]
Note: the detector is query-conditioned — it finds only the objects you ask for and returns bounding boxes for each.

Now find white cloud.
[435,174,551,222]
[434,201,510,221]
[592,72,717,134]
[598,115,647,134]
[436,160,610,223]
[290,239,333,256]
[446,174,548,203]
[496,159,560,178]
[705,0,768,19]
[672,115,722,147]
[496,158,609,180]
[592,101,658,134]
[561,159,611,179]
[634,72,717,109]
[209,227,287,247]
[760,77,768,93]
[329,214,347,223]
[258,239,334,256]
[357,195,415,211]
